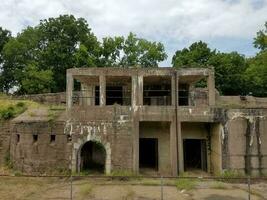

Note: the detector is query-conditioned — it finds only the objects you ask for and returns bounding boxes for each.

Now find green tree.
[99,33,167,67]
[172,41,215,67]
[172,41,247,95]
[1,15,99,93]
[99,36,124,67]
[207,52,247,95]
[254,22,267,51]
[0,27,11,64]
[0,27,11,92]
[244,51,267,97]
[121,32,167,67]
[1,16,167,94]
[20,64,54,94]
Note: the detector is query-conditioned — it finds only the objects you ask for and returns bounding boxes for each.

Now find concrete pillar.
[81,84,95,106]
[177,121,184,174]
[67,72,73,109]
[170,120,178,176]
[132,75,139,173]
[208,70,215,106]
[100,75,106,106]
[132,117,139,174]
[189,84,195,106]
[171,75,176,106]
[132,76,138,107]
[137,76,143,105]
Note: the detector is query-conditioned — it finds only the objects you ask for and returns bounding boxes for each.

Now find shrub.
[0,106,15,119]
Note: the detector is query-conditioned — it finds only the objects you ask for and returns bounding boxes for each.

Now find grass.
[0,94,65,121]
[175,178,198,190]
[79,183,93,198]
[0,97,40,120]
[219,169,245,179]
[110,170,138,177]
[210,181,227,189]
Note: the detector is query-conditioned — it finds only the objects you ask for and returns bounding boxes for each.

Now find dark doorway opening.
[183,139,207,171]
[139,138,158,170]
[106,86,123,105]
[80,141,106,173]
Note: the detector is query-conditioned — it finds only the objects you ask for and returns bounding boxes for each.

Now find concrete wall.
[0,121,11,166]
[181,122,208,139]
[210,123,222,175]
[139,121,171,175]
[224,109,267,176]
[10,122,71,174]
[11,92,66,105]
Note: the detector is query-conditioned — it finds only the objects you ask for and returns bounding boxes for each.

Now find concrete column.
[208,70,215,106]
[100,75,106,106]
[81,84,95,106]
[132,117,139,174]
[132,76,138,107]
[170,120,178,176]
[189,84,195,106]
[137,76,143,105]
[177,121,184,174]
[132,75,139,173]
[67,72,73,109]
[171,75,176,106]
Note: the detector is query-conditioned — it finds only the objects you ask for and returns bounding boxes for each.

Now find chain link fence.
[0,174,267,200]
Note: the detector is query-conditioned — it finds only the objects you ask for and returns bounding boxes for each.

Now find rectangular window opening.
[16,134,20,144]
[106,76,132,106]
[50,135,56,143]
[67,134,72,142]
[179,84,189,106]
[33,134,38,143]
[143,76,171,106]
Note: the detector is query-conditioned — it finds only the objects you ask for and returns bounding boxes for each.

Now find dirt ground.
[0,176,266,200]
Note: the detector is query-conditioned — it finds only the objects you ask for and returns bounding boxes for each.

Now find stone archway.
[71,139,111,174]
[79,141,106,173]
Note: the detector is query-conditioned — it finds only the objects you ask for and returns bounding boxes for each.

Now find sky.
[0,0,267,66]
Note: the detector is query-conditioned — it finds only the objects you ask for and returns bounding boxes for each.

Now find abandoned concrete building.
[1,67,267,176]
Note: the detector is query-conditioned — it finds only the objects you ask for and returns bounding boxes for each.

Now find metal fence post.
[248,176,251,200]
[161,176,163,200]
[70,175,73,200]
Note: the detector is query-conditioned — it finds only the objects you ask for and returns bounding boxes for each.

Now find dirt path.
[0,177,266,200]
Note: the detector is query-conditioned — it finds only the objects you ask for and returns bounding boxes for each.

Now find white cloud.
[0,0,266,65]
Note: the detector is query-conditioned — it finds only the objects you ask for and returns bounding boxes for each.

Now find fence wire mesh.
[0,174,267,200]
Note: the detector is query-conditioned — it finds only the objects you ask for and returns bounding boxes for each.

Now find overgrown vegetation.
[0,101,27,120]
[220,169,245,179]
[4,152,13,169]
[175,178,198,190]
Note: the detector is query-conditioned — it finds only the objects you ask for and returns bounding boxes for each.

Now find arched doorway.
[79,141,106,173]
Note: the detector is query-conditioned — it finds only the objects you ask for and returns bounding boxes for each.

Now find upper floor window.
[143,76,171,106]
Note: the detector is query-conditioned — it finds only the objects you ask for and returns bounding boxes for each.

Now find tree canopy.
[172,41,247,95]
[0,15,267,97]
[0,15,166,94]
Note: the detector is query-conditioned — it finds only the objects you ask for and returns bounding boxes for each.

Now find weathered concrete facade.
[3,67,267,176]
